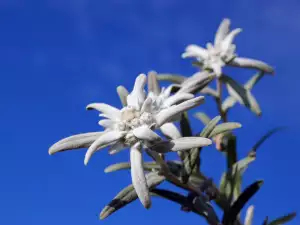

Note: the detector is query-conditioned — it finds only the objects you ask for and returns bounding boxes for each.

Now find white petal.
[160,123,181,139]
[211,63,223,77]
[98,119,115,129]
[86,103,121,120]
[49,132,103,155]
[108,142,127,155]
[150,137,212,153]
[229,57,274,74]
[148,71,161,95]
[155,96,205,126]
[127,74,147,109]
[130,142,151,208]
[221,28,242,52]
[132,125,162,142]
[214,18,231,46]
[141,97,153,113]
[117,85,129,106]
[178,72,215,93]
[182,44,208,59]
[84,131,126,165]
[245,205,254,225]
[163,93,194,107]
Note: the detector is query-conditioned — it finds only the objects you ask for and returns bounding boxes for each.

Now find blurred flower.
[182,18,274,76]
[49,73,212,209]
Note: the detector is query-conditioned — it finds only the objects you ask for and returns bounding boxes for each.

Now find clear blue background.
[0,0,299,224]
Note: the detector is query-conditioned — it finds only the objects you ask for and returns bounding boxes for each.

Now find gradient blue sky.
[0,0,299,224]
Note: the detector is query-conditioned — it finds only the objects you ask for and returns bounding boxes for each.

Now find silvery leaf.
[229,57,274,74]
[86,103,121,120]
[244,71,264,90]
[84,131,126,165]
[100,172,165,220]
[200,87,218,98]
[209,122,242,138]
[98,119,114,129]
[200,116,221,138]
[117,85,129,106]
[156,73,186,84]
[178,72,215,94]
[108,142,126,155]
[49,132,103,155]
[140,97,153,113]
[104,161,160,173]
[147,70,161,95]
[194,112,211,125]
[155,96,205,126]
[130,142,151,208]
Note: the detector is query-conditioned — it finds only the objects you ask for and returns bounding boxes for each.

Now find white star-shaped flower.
[49,73,212,208]
[182,18,274,76]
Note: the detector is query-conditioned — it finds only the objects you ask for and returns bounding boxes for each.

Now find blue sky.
[0,0,299,224]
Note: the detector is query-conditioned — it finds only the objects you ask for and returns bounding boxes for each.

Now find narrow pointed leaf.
[222,180,264,225]
[194,112,211,125]
[229,57,274,74]
[268,212,296,225]
[180,112,193,137]
[104,161,160,173]
[209,122,242,138]
[156,74,186,84]
[214,18,230,46]
[251,127,285,153]
[200,116,221,137]
[147,71,161,95]
[245,205,254,225]
[100,172,165,220]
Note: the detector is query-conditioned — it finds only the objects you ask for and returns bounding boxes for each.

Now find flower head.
[182,18,274,76]
[49,73,212,208]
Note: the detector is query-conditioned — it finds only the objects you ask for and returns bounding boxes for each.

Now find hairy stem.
[216,78,228,122]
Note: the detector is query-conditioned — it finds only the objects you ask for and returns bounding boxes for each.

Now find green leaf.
[200,115,221,137]
[222,180,264,225]
[194,112,211,125]
[221,75,262,116]
[100,172,165,220]
[180,112,193,137]
[268,212,296,225]
[209,122,242,138]
[220,151,256,203]
[250,127,285,153]
[104,161,159,173]
[156,74,186,84]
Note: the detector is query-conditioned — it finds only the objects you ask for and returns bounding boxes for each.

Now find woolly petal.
[86,103,121,120]
[149,137,212,153]
[117,86,129,106]
[141,97,153,113]
[160,122,181,139]
[221,28,242,52]
[178,71,215,94]
[163,93,194,107]
[147,71,161,95]
[84,131,126,165]
[127,74,147,109]
[155,96,205,126]
[130,142,151,208]
[98,119,115,129]
[132,125,162,142]
[211,62,223,77]
[108,142,127,155]
[182,44,208,59]
[229,57,274,74]
[49,132,103,155]
[214,18,230,46]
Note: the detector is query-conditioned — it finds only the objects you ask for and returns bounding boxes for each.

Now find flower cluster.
[49,73,212,208]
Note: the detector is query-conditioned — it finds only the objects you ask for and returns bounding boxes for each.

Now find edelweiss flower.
[182,18,274,76]
[49,73,212,209]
